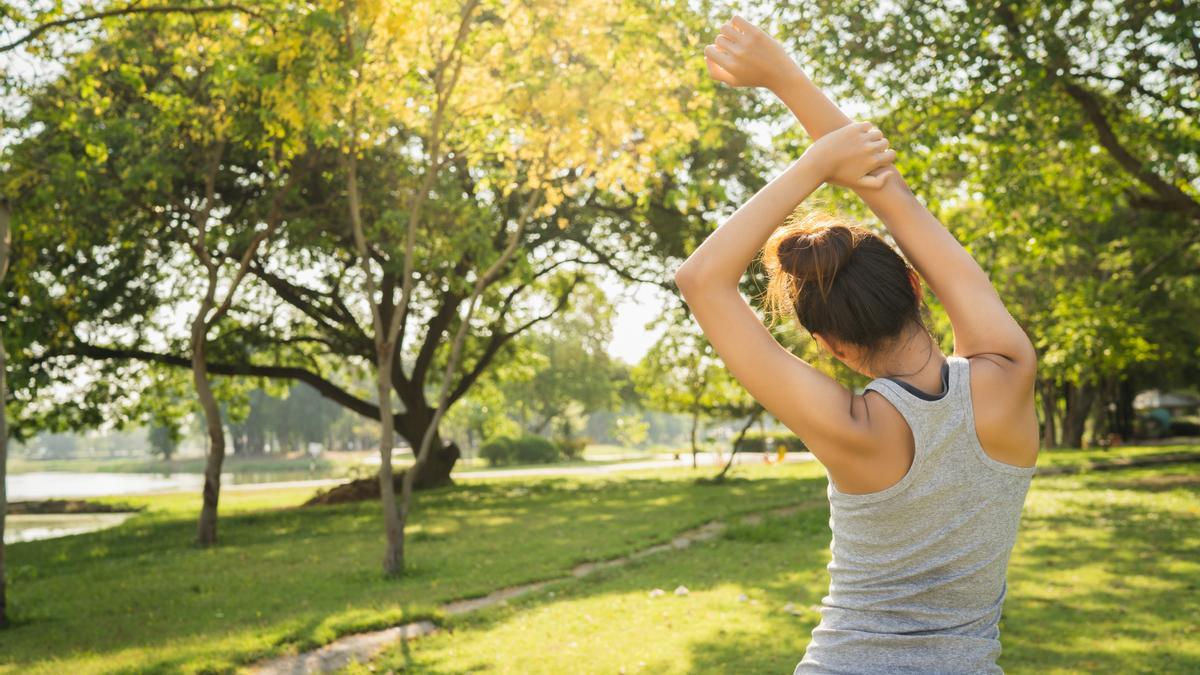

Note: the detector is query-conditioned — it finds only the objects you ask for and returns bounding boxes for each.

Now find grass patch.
[349,457,1200,674]
[0,460,828,674]
[2,447,1197,673]
[1034,443,1200,470]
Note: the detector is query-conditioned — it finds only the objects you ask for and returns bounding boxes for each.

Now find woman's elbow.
[673,261,703,296]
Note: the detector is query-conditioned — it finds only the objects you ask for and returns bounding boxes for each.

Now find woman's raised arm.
[673,121,895,467]
[705,17,1037,378]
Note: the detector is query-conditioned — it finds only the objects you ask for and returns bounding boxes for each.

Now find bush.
[555,435,589,460]
[1169,420,1200,436]
[479,434,564,466]
[737,430,807,454]
[479,437,515,467]
[510,434,562,464]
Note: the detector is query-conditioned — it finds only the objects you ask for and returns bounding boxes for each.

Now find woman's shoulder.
[961,353,1040,469]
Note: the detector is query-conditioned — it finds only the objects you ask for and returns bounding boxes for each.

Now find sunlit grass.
[1,448,1196,673]
[350,461,1200,674]
[0,460,827,674]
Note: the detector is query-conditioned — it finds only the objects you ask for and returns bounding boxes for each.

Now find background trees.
[2,0,749,574]
[0,0,1192,602]
[770,0,1200,446]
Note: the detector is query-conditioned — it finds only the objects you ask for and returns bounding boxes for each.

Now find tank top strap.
[862,357,955,408]
[861,356,960,452]
[946,354,973,409]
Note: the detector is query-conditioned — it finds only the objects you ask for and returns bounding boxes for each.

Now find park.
[0,1,1198,673]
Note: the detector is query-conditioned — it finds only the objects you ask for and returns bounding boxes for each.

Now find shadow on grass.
[367,471,1199,674]
[374,505,834,674]
[998,477,1200,672]
[0,470,828,672]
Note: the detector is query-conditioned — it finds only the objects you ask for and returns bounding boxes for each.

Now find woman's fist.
[703,16,796,90]
[806,122,897,190]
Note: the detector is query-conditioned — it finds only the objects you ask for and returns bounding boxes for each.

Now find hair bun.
[774,223,857,299]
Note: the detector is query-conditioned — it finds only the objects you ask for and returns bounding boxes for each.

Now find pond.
[5,513,136,545]
[5,470,340,501]
[4,471,343,544]
[7,471,210,501]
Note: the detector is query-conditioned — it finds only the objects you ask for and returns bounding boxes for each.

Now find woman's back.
[795,355,1036,674]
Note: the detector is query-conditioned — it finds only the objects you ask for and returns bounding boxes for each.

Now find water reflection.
[7,472,211,500]
[5,513,136,544]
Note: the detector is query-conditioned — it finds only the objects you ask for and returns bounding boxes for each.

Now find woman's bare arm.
[706,17,1037,378]
[674,117,895,467]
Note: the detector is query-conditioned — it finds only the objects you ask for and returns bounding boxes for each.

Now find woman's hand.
[805,121,896,190]
[703,16,799,90]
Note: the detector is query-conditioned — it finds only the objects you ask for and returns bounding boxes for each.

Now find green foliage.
[612,415,649,450]
[554,435,589,461]
[478,436,516,467]
[146,422,181,461]
[478,434,565,466]
[510,435,561,465]
[495,280,622,436]
[2,0,757,454]
[768,0,1200,396]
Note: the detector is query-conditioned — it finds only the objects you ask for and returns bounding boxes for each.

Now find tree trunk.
[1,201,9,627]
[230,426,245,456]
[248,423,266,455]
[375,350,404,577]
[716,409,762,480]
[302,439,460,506]
[1061,380,1097,449]
[532,411,556,436]
[0,322,7,629]
[689,410,700,469]
[193,315,226,547]
[1115,376,1136,441]
[1039,377,1058,449]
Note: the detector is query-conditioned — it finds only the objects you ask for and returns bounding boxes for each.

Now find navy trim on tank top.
[883,359,951,401]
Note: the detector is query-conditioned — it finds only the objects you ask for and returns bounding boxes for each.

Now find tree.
[634,309,764,469]
[0,0,282,625]
[301,0,715,574]
[5,2,770,577]
[0,201,10,627]
[497,280,621,438]
[772,0,1200,446]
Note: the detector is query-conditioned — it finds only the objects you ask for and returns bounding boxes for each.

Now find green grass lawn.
[0,461,823,674]
[1,446,1196,674]
[348,459,1200,675]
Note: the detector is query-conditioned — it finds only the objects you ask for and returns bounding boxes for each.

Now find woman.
[674,17,1040,674]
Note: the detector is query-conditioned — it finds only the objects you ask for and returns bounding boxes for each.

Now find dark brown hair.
[761,209,926,355]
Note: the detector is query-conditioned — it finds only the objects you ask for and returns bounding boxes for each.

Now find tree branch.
[447,270,583,406]
[60,342,398,426]
[0,4,270,54]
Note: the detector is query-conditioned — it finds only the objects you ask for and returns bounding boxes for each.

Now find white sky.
[600,273,674,365]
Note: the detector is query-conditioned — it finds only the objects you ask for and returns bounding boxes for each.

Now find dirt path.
[244,499,817,675]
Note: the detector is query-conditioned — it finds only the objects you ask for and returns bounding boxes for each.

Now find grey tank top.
[795,355,1036,674]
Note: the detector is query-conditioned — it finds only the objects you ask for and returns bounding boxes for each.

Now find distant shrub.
[1169,420,1200,436]
[479,434,564,466]
[510,434,561,464]
[738,431,806,454]
[555,436,588,460]
[479,436,515,467]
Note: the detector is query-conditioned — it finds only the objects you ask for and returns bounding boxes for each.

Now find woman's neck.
[870,327,946,393]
